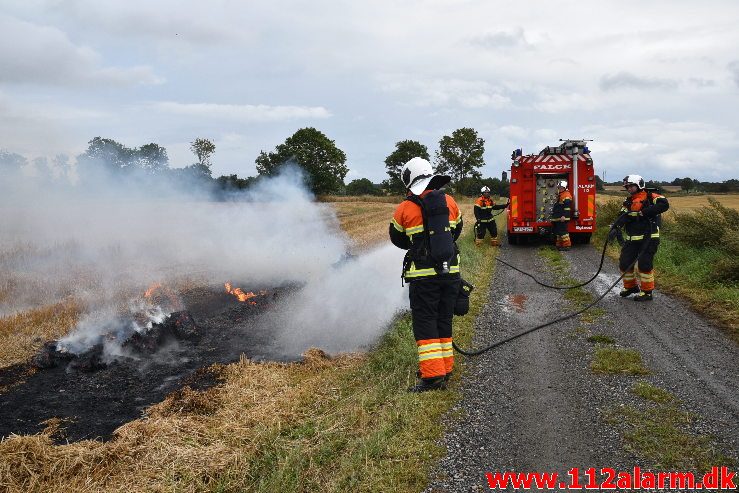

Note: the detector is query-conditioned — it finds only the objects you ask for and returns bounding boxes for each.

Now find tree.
[255,127,348,195]
[78,137,134,172]
[136,143,169,174]
[0,149,28,171]
[346,178,380,196]
[383,140,430,194]
[191,138,216,168]
[595,175,605,191]
[434,128,485,184]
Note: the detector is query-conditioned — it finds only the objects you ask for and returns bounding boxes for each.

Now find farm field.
[597,192,739,212]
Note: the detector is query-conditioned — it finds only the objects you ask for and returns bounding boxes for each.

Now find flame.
[144,282,162,299]
[224,282,265,305]
[141,282,182,312]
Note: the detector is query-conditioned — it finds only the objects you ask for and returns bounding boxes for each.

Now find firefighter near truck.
[507,140,596,245]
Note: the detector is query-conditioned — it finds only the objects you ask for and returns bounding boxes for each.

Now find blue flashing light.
[583,146,590,154]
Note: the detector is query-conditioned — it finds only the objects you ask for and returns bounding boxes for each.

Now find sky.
[1,0,738,184]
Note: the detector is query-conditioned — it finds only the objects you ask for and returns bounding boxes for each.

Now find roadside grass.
[537,246,604,324]
[591,346,650,375]
[0,204,498,492]
[594,198,738,340]
[607,383,735,472]
[586,333,615,344]
[631,380,675,404]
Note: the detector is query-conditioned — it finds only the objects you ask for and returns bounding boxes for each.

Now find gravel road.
[426,241,738,492]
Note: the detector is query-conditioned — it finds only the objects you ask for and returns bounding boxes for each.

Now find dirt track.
[427,241,738,491]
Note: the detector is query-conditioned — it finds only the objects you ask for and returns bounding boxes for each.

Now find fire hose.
[452,217,652,357]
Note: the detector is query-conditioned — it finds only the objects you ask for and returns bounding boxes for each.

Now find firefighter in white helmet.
[551,180,573,251]
[389,157,463,392]
[474,186,509,246]
[608,174,669,301]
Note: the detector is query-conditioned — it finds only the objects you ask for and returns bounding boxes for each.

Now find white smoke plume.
[0,163,408,358]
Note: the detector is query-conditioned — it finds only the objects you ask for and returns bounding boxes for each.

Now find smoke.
[0,162,407,359]
[270,243,406,355]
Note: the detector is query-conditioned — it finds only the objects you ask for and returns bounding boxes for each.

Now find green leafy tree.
[383,140,430,193]
[346,178,380,196]
[255,127,348,195]
[191,138,216,168]
[595,175,605,191]
[434,127,485,184]
[78,137,134,171]
[136,143,169,174]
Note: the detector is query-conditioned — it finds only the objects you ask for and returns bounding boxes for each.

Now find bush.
[596,199,623,228]
[667,197,739,249]
[666,198,739,284]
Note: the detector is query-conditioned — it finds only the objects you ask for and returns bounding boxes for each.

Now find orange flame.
[224,282,265,305]
[142,282,182,312]
[144,283,162,299]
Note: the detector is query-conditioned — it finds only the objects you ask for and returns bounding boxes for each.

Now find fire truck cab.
[507,140,596,245]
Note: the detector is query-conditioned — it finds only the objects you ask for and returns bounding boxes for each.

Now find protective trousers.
[408,277,460,379]
[619,239,659,292]
[475,220,498,239]
[553,221,571,248]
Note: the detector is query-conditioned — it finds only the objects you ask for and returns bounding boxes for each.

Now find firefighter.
[389,157,463,392]
[474,186,508,246]
[608,174,669,301]
[551,180,573,251]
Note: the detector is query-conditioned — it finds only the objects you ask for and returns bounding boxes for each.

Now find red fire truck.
[506,139,596,245]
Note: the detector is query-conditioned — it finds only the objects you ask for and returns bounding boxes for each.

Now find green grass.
[591,346,650,375]
[227,216,500,492]
[537,245,605,323]
[587,333,615,344]
[631,380,676,404]
[607,403,735,472]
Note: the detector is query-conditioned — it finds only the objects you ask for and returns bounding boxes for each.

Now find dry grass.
[0,300,81,368]
[331,202,397,252]
[0,351,365,493]
[597,193,739,212]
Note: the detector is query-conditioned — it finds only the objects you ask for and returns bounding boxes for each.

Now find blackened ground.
[426,240,738,492]
[0,285,298,443]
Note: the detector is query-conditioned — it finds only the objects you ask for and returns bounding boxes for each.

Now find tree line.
[0,126,500,197]
[4,128,735,198]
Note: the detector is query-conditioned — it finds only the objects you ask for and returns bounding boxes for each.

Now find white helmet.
[557,180,568,188]
[401,157,450,195]
[623,174,645,190]
[481,186,491,193]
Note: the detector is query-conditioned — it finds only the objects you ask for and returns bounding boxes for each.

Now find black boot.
[619,286,640,297]
[633,290,653,302]
[408,376,446,393]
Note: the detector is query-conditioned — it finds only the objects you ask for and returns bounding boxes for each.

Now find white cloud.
[470,27,532,50]
[729,61,739,88]
[0,14,162,86]
[600,71,679,91]
[150,102,332,122]
[377,75,511,108]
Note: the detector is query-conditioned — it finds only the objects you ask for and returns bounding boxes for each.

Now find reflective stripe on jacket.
[551,189,573,220]
[615,190,669,239]
[389,191,463,280]
[474,196,506,223]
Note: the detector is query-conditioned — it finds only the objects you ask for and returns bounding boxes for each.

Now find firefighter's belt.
[477,218,494,223]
